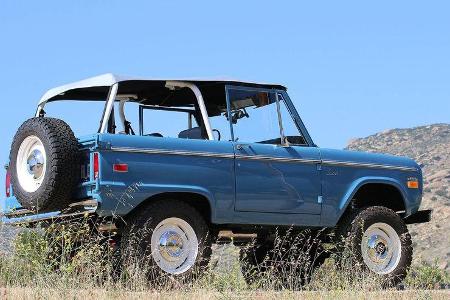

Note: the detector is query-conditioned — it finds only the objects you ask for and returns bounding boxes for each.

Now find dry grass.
[0,288,449,300]
[0,218,449,300]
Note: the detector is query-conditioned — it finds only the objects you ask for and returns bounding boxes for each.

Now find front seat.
[178,127,203,139]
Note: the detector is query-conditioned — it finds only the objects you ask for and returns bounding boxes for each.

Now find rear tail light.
[93,152,99,179]
[5,167,11,197]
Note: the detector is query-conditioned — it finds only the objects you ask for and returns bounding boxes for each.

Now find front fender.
[321,176,409,227]
[338,176,409,213]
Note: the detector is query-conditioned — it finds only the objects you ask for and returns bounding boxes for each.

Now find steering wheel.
[213,129,221,141]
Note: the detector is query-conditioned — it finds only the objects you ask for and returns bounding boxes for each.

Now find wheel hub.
[16,135,47,193]
[361,222,402,274]
[150,217,199,275]
[366,234,388,262]
[27,149,45,179]
[158,230,185,262]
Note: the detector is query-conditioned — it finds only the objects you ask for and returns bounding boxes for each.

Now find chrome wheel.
[16,136,46,193]
[150,217,199,275]
[361,222,401,274]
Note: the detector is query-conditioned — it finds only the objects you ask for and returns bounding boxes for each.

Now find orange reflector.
[407,179,419,189]
[113,164,128,172]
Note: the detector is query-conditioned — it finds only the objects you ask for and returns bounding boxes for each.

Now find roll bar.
[97,81,214,140]
[165,81,214,140]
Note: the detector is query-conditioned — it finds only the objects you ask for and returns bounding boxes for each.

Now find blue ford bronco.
[2,74,431,284]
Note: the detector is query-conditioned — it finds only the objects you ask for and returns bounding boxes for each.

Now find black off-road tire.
[120,199,212,284]
[9,117,79,212]
[336,206,413,286]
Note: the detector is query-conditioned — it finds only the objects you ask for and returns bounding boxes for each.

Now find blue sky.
[0,0,449,175]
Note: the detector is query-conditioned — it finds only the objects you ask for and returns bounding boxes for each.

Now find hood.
[320,148,420,172]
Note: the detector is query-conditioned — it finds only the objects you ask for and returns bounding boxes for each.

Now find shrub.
[405,261,450,289]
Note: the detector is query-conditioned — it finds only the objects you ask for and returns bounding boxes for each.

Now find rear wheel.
[121,199,212,283]
[337,206,413,286]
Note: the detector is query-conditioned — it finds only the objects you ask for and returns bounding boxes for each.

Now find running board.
[217,230,257,244]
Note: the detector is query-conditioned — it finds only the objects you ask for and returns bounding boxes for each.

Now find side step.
[217,230,257,244]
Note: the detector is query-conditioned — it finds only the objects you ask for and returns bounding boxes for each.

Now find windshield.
[227,88,307,145]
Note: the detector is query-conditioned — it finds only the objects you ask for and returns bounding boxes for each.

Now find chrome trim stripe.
[236,154,320,164]
[322,160,417,172]
[110,147,319,164]
[108,147,417,171]
[109,147,235,159]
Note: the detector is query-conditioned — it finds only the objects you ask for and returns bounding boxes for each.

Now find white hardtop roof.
[39,73,286,105]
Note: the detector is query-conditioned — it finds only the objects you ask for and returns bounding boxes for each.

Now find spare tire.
[9,117,80,212]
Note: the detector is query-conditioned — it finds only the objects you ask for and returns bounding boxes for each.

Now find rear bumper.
[403,209,432,224]
[1,198,98,226]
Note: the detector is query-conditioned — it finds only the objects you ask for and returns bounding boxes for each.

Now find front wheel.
[120,200,212,283]
[337,206,413,286]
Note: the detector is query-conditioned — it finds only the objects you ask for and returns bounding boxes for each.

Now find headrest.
[178,127,204,139]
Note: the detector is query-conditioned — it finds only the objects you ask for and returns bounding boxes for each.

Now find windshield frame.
[224,85,314,147]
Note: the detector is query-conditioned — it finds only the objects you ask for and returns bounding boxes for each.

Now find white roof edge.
[39,73,122,105]
[38,73,285,105]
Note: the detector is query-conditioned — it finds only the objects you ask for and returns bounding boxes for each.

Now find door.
[227,87,322,214]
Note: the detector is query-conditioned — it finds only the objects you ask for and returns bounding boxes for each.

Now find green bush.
[405,261,449,289]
